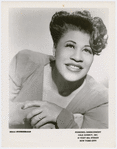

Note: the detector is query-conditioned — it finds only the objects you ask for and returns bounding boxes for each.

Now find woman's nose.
[70,50,83,62]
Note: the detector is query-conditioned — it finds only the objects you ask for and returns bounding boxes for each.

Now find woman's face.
[54,30,94,82]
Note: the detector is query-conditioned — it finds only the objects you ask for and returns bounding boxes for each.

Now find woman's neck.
[51,63,86,96]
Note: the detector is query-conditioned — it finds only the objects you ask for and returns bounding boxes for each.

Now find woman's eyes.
[65,44,75,49]
[83,48,92,54]
[65,44,92,54]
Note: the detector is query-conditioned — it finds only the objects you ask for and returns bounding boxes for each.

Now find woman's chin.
[63,75,83,83]
[62,73,87,83]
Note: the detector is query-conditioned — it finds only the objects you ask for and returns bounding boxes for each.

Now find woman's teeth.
[70,65,80,69]
[67,64,82,72]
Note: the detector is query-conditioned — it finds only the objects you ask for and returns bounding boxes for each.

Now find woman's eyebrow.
[84,45,91,48]
[65,40,76,44]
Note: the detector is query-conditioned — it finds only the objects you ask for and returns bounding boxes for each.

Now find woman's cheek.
[84,55,94,68]
[57,50,67,61]
[88,58,94,68]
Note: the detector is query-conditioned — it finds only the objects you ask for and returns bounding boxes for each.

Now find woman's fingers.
[21,101,44,109]
[34,118,49,128]
[39,123,55,129]
[31,113,46,126]
[21,100,63,127]
[26,108,43,120]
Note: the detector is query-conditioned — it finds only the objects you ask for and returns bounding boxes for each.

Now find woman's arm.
[22,100,108,129]
[56,109,79,128]
[22,101,80,129]
[9,53,21,101]
[57,103,108,129]
[81,103,108,128]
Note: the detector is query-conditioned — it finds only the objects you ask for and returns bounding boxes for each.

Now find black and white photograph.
[1,1,116,148]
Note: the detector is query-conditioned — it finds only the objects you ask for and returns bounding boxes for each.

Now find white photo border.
[1,1,116,148]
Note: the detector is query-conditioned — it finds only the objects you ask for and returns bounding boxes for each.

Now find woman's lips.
[66,64,83,72]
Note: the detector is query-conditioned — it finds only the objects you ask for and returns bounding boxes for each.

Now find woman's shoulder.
[15,49,50,65]
[86,75,108,93]
[86,75,108,103]
[9,49,51,80]
[74,75,108,112]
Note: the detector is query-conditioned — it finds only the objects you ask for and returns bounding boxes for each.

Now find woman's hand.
[35,123,55,129]
[21,101,63,128]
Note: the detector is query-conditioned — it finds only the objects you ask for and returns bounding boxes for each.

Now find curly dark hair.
[50,10,108,55]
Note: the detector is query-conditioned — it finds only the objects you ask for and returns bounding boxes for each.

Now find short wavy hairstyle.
[50,10,108,55]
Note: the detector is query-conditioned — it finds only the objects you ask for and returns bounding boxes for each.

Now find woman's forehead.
[60,30,91,44]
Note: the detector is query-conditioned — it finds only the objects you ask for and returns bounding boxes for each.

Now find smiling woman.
[9,10,108,129]
[54,30,94,84]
